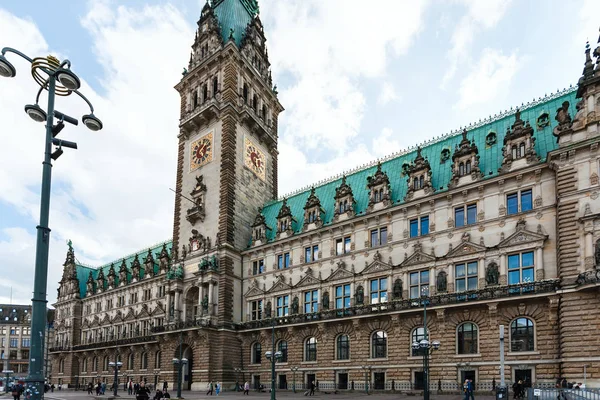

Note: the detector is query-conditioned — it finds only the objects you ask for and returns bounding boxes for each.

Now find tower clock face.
[190,132,213,171]
[244,137,266,181]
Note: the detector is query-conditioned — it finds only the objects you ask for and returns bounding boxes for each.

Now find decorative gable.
[144,249,155,278]
[367,162,392,212]
[333,175,355,222]
[158,243,170,274]
[399,242,436,267]
[106,264,116,289]
[361,251,393,275]
[445,232,487,259]
[118,259,128,286]
[498,219,548,248]
[239,15,272,85]
[267,275,292,293]
[448,129,482,189]
[251,207,270,245]
[131,254,143,283]
[499,109,540,173]
[326,260,356,282]
[86,271,95,296]
[294,267,322,288]
[303,187,324,231]
[95,268,106,293]
[245,280,265,297]
[276,198,295,239]
[405,147,434,201]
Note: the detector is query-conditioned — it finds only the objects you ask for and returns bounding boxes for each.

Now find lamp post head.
[181,358,188,365]
[419,339,430,348]
[108,362,115,368]
[24,104,47,123]
[265,351,273,360]
[432,340,441,350]
[116,362,123,368]
[55,68,81,91]
[172,358,179,365]
[412,341,420,350]
[274,351,283,360]
[0,55,16,78]
[82,114,103,131]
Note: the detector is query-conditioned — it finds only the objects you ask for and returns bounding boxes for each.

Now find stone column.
[166,292,172,320]
[208,281,214,315]
[198,285,204,316]
[431,266,437,295]
[174,290,181,321]
[585,231,594,270]
[447,264,455,292]
[536,246,545,280]
[478,257,486,289]
[499,252,507,285]
[402,271,408,299]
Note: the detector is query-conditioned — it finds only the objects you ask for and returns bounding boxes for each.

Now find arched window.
[510,317,534,352]
[336,334,350,360]
[371,331,387,358]
[92,356,98,372]
[411,327,428,356]
[339,201,344,214]
[82,358,88,372]
[127,353,134,370]
[511,145,518,159]
[413,177,419,190]
[378,188,384,201]
[374,190,380,203]
[59,359,65,373]
[519,142,526,158]
[141,352,148,369]
[305,337,317,361]
[103,355,109,371]
[278,340,288,363]
[419,175,424,189]
[459,162,465,176]
[155,351,161,369]
[252,342,262,364]
[457,322,478,354]
[212,77,218,97]
[243,84,248,104]
[343,200,348,211]
[465,160,471,174]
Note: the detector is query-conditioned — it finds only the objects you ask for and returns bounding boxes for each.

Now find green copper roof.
[259,88,577,243]
[213,0,259,46]
[75,240,172,298]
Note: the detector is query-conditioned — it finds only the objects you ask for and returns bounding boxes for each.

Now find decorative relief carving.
[186,175,207,224]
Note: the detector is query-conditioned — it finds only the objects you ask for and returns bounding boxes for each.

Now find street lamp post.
[233,368,242,391]
[172,330,188,399]
[360,366,370,394]
[0,47,103,400]
[291,367,299,393]
[412,290,441,400]
[4,370,14,393]
[108,360,123,397]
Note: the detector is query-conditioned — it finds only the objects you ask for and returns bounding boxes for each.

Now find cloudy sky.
[0,0,598,306]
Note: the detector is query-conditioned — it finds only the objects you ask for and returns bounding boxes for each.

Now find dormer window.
[251,207,270,245]
[333,175,355,222]
[367,163,392,212]
[405,147,434,201]
[280,220,289,231]
[449,129,482,188]
[262,105,267,120]
[499,109,539,173]
[303,188,323,231]
[276,198,295,239]
[413,175,424,190]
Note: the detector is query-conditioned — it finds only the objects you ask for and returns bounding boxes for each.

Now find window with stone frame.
[59,359,64,373]
[303,187,324,231]
[277,340,288,363]
[508,251,535,285]
[370,278,388,304]
[276,295,289,317]
[455,261,478,292]
[103,356,109,371]
[141,352,148,369]
[82,358,87,372]
[371,331,388,358]
[411,327,428,356]
[305,337,317,361]
[127,353,134,370]
[252,342,262,364]
[333,175,355,221]
[370,227,388,247]
[405,147,434,201]
[506,189,533,215]
[155,351,161,369]
[250,300,263,321]
[499,109,539,173]
[409,270,429,299]
[448,129,482,189]
[304,290,318,313]
[277,253,290,269]
[336,236,352,255]
[252,259,265,275]
[366,162,392,211]
[455,204,477,227]
[409,216,429,238]
[93,356,99,372]
[510,317,535,352]
[336,334,350,360]
[457,322,478,354]
[305,245,319,263]
[251,208,269,244]
[335,284,351,309]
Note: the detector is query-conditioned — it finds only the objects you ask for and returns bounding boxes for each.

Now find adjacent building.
[50,0,600,392]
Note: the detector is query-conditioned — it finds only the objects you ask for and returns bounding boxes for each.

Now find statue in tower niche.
[265,301,272,318]
[291,296,299,314]
[187,175,207,224]
[393,278,403,299]
[322,291,330,310]
[202,294,209,312]
[486,262,500,286]
[436,271,447,293]
[355,285,364,305]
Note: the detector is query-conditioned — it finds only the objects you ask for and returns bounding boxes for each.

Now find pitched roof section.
[260,88,577,243]
[212,0,259,46]
[75,240,172,298]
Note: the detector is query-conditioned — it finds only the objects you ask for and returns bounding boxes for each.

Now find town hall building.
[50,0,600,392]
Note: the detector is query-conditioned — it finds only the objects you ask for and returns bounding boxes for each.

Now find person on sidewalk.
[207,381,214,396]
[309,381,316,396]
[216,382,221,396]
[136,382,151,400]
[244,381,250,395]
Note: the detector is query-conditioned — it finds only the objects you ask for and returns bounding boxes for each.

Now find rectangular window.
[467,204,477,224]
[252,259,264,275]
[335,284,351,309]
[250,300,262,321]
[336,237,352,255]
[370,227,388,247]
[276,295,289,317]
[507,193,518,215]
[9,338,18,348]
[521,189,532,212]
[409,270,430,299]
[277,253,290,269]
[508,251,535,285]
[455,261,479,292]
[410,216,429,237]
[304,290,319,313]
[370,278,388,304]
[21,338,30,348]
[507,189,533,215]
[410,219,418,238]
[420,216,429,235]
[455,207,465,228]
[305,246,319,263]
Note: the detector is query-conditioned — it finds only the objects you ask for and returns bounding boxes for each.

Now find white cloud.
[261,0,428,155]
[441,0,512,88]
[578,0,600,46]
[0,4,193,304]
[455,48,520,110]
[372,128,401,158]
[377,82,399,106]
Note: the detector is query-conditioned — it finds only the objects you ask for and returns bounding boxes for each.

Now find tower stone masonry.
[50,1,600,393]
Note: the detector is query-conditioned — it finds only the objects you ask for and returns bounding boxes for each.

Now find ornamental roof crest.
[252,207,267,227]
[452,129,479,161]
[445,233,487,258]
[498,219,548,248]
[407,146,432,174]
[325,260,355,282]
[295,267,322,288]
[503,109,534,144]
[303,187,322,210]
[334,175,353,199]
[366,162,390,188]
[277,198,292,219]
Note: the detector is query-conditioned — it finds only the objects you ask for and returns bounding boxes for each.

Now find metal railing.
[528,388,600,400]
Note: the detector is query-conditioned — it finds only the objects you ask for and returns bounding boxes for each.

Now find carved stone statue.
[265,301,272,318]
[169,301,175,317]
[201,294,209,311]
[355,285,364,305]
[486,262,500,285]
[436,271,447,292]
[393,278,403,299]
[322,291,330,310]
[291,296,299,314]
[595,239,600,267]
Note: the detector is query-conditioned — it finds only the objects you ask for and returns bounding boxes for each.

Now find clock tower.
[171,0,283,324]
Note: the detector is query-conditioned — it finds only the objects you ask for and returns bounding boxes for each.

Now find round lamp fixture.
[55,68,81,90]
[82,114,103,131]
[24,104,47,123]
[0,55,16,78]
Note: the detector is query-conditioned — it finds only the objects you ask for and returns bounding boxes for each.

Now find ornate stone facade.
[50,3,600,393]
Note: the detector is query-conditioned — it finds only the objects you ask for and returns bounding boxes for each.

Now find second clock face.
[190,132,213,171]
[244,137,266,181]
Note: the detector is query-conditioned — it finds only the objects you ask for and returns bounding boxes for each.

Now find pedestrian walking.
[216,382,221,396]
[163,381,168,392]
[136,382,151,400]
[207,381,214,395]
[309,381,315,396]
[244,381,250,395]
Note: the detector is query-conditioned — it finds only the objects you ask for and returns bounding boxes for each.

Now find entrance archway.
[173,344,193,391]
